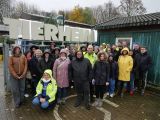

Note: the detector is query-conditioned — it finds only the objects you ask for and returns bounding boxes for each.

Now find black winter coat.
[93,61,110,85]
[139,52,152,72]
[68,58,93,83]
[39,57,54,75]
[108,61,118,80]
[28,56,41,80]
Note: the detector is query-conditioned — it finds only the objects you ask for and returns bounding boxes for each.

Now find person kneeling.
[32,69,57,109]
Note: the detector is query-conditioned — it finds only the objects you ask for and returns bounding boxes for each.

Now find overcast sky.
[16,0,160,13]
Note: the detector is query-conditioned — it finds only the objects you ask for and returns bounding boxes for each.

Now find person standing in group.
[138,46,152,96]
[28,49,42,95]
[9,46,28,108]
[53,49,70,105]
[84,45,97,103]
[24,51,32,98]
[108,54,118,98]
[32,69,57,109]
[92,51,109,107]
[129,50,136,96]
[39,49,54,76]
[68,51,92,110]
[117,47,133,97]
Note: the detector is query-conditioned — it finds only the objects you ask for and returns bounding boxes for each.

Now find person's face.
[15,47,20,54]
[55,50,59,55]
[122,50,128,55]
[108,48,111,53]
[82,47,86,51]
[134,44,140,50]
[76,52,82,59]
[109,56,113,61]
[141,48,147,54]
[100,54,105,61]
[45,53,49,58]
[112,45,116,50]
[51,44,55,49]
[32,48,36,52]
[122,41,127,47]
[87,47,93,54]
[43,73,50,80]
[35,50,42,58]
[26,52,31,59]
[129,51,133,56]
[94,47,99,53]
[60,52,66,57]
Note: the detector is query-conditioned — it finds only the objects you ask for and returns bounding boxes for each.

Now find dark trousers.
[139,71,148,90]
[90,82,94,102]
[95,85,106,99]
[74,81,90,106]
[10,76,25,106]
[57,87,67,101]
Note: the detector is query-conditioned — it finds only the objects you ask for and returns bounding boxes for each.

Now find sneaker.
[24,94,29,98]
[103,92,109,99]
[141,89,145,96]
[110,93,115,98]
[92,99,99,107]
[98,99,103,107]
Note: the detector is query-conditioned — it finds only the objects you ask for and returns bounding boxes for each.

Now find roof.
[21,12,93,29]
[95,12,160,30]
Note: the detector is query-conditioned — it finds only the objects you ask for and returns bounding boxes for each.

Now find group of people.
[8,41,152,110]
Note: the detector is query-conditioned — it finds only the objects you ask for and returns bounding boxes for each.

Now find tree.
[0,0,14,19]
[83,7,96,25]
[92,1,121,24]
[119,0,146,16]
[68,5,84,23]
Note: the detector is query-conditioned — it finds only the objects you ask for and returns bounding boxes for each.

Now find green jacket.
[84,53,97,67]
[35,69,57,103]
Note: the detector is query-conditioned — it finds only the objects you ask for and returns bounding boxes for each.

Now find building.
[95,12,160,86]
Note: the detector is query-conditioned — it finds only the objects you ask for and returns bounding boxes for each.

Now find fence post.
[3,42,11,92]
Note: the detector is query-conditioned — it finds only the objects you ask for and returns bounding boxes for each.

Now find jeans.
[57,87,67,102]
[139,71,148,90]
[10,76,25,106]
[32,97,49,109]
[108,78,115,94]
[130,73,135,91]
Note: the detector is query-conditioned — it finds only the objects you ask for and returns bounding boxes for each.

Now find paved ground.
[0,63,160,120]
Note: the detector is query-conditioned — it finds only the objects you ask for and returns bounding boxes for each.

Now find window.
[115,37,133,49]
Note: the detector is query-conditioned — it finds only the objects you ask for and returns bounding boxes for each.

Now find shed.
[95,12,160,86]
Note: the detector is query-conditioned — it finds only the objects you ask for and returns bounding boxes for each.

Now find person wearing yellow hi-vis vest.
[84,45,97,103]
[32,69,57,109]
[84,45,97,67]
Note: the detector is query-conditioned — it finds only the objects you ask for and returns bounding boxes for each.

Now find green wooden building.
[95,12,160,86]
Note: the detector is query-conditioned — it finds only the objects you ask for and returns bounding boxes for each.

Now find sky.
[16,0,160,13]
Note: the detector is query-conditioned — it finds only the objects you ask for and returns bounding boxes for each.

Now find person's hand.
[106,82,109,86]
[40,98,46,103]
